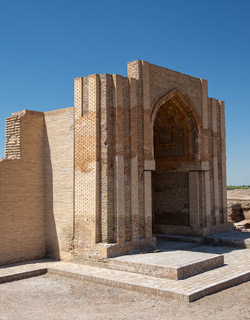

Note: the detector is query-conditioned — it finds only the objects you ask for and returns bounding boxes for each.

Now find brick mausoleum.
[0,60,232,265]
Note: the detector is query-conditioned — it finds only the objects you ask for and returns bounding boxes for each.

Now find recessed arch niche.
[151,90,200,233]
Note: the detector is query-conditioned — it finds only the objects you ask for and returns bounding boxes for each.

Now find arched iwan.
[151,89,202,233]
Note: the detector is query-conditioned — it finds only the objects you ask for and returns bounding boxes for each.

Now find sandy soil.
[0,274,250,320]
[227,189,250,201]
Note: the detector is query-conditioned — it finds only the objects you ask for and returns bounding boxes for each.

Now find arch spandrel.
[150,88,201,131]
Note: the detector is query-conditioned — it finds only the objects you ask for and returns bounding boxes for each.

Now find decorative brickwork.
[5,115,21,159]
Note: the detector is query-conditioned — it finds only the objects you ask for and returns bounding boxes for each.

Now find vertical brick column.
[89,75,101,243]
[142,61,153,160]
[200,79,211,229]
[128,60,153,241]
[100,74,114,243]
[113,75,126,243]
[144,160,155,238]
[201,79,208,130]
[189,171,200,233]
[219,100,227,224]
[204,169,211,228]
[123,83,132,242]
[130,77,140,240]
[74,75,100,254]
[144,171,152,238]
[211,99,220,225]
[196,166,211,231]
[200,79,209,161]
[142,61,153,239]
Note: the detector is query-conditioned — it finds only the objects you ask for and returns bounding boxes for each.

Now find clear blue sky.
[0,0,249,185]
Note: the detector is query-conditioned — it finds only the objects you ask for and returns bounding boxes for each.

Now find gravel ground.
[0,274,250,320]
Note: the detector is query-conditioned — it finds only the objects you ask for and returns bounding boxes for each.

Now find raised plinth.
[2,246,250,303]
[107,249,224,280]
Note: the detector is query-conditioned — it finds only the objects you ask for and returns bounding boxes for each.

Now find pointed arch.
[151,89,202,230]
[151,88,201,130]
[150,88,201,163]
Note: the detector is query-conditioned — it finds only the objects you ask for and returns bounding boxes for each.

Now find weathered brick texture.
[0,60,232,264]
[0,111,45,265]
[44,107,74,261]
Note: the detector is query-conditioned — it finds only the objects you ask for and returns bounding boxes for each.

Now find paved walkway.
[1,244,250,302]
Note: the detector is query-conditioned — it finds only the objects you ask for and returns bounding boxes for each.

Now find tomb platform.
[106,241,224,280]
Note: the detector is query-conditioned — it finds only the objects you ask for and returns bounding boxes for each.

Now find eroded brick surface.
[0,61,230,263]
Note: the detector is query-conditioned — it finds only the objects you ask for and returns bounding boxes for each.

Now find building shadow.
[44,123,60,261]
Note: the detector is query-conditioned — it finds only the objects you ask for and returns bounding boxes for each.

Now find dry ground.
[227,189,250,201]
[0,273,250,320]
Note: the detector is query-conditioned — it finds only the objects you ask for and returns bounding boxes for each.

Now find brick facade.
[0,61,232,265]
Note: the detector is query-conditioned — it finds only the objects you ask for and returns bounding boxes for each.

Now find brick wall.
[0,60,230,264]
[74,75,101,258]
[153,172,189,227]
[44,107,74,261]
[0,111,45,265]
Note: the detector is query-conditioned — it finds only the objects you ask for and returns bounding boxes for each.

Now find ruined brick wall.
[0,111,45,265]
[44,107,74,261]
[0,107,75,265]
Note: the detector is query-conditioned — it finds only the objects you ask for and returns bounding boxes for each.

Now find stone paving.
[2,242,250,302]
